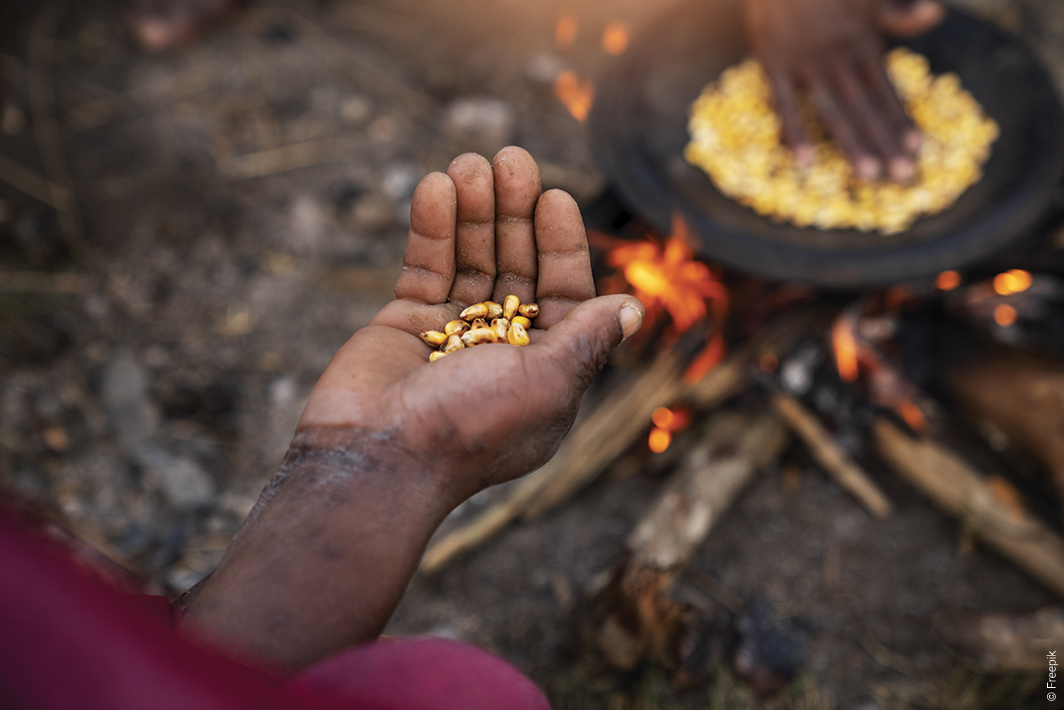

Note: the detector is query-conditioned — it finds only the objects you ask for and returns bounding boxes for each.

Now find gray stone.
[136,443,215,510]
[101,350,159,451]
[443,96,515,156]
[524,52,566,87]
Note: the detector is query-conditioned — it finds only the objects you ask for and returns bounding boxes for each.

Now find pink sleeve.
[0,508,550,710]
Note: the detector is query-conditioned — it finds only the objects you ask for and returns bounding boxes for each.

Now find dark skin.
[175,147,645,673]
[744,0,945,180]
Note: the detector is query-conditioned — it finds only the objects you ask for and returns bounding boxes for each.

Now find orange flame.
[935,270,961,291]
[994,304,1017,327]
[648,406,692,453]
[648,428,672,453]
[832,316,859,383]
[896,398,928,432]
[993,269,1032,296]
[602,21,630,55]
[553,70,594,122]
[607,217,726,334]
[555,13,578,49]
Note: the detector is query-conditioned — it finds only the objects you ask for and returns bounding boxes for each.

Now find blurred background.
[1,0,1063,708]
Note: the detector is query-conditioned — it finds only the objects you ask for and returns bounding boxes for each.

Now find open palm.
[297,147,644,498]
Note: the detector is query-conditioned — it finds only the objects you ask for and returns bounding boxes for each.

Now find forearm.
[175,428,455,673]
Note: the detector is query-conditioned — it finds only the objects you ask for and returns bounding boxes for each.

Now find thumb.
[876,0,945,37]
[536,295,645,392]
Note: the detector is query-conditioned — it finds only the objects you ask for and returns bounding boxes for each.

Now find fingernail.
[619,304,643,341]
[856,156,881,181]
[904,130,923,154]
[889,157,915,182]
[794,144,815,166]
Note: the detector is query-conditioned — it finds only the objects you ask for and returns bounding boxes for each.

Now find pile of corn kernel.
[420,294,538,361]
[684,48,1000,234]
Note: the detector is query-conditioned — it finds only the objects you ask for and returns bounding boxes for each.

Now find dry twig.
[27,0,85,255]
[772,392,893,518]
[875,418,1064,599]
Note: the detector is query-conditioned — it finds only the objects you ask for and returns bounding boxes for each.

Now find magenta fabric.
[0,509,550,710]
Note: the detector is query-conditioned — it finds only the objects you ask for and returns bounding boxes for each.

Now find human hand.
[297,146,644,504]
[175,148,643,671]
[743,0,944,180]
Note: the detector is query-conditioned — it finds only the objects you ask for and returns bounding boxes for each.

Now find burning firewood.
[874,418,1064,599]
[419,309,821,574]
[771,392,893,519]
[594,409,788,670]
[947,348,1064,513]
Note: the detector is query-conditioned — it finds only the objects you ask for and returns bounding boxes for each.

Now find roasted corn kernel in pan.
[684,48,999,234]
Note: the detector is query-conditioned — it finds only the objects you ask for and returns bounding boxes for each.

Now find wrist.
[177,427,458,671]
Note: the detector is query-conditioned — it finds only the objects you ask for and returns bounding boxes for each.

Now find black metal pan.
[588,0,1064,288]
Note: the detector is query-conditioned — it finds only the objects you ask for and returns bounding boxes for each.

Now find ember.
[993,268,1032,296]
[553,70,593,122]
[648,405,692,453]
[601,21,630,56]
[554,12,578,50]
[831,316,859,383]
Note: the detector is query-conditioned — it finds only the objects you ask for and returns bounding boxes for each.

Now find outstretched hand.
[298,146,644,501]
[177,148,643,672]
[744,0,944,181]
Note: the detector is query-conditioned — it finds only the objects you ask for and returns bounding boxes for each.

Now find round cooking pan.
[588,0,1064,288]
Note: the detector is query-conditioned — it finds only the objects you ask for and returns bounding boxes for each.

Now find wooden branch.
[218,140,336,180]
[0,153,68,208]
[627,411,788,571]
[772,392,893,518]
[0,271,94,295]
[596,409,789,669]
[874,418,1064,599]
[947,349,1064,512]
[28,0,85,254]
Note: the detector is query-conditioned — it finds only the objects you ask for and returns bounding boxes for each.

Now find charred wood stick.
[526,310,823,521]
[771,393,893,519]
[947,349,1064,513]
[597,409,789,669]
[874,418,1064,599]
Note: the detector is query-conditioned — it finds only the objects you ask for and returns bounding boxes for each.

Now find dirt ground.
[1,0,1062,708]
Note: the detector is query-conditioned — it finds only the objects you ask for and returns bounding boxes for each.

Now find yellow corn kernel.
[507,322,530,347]
[419,330,447,347]
[503,294,521,321]
[442,334,465,353]
[460,303,489,321]
[483,301,504,320]
[491,318,509,341]
[428,351,449,362]
[462,327,499,346]
[470,317,488,330]
[512,315,532,329]
[445,320,470,336]
[517,303,540,318]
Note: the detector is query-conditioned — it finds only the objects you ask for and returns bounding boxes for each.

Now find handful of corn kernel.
[420,294,539,361]
[684,48,1000,234]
